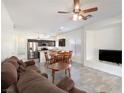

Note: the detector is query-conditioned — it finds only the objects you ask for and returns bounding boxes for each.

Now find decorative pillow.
[17,65,26,74]
[57,77,74,91]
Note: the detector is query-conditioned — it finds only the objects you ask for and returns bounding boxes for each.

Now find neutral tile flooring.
[36,62,122,93]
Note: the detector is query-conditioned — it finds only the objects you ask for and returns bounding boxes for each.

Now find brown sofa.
[1,56,87,93]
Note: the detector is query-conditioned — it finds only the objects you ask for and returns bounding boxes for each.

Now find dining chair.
[63,51,73,63]
[49,51,59,63]
[69,51,73,63]
[56,54,64,62]
[44,52,54,67]
[63,52,70,63]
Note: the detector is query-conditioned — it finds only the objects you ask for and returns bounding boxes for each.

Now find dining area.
[44,50,73,83]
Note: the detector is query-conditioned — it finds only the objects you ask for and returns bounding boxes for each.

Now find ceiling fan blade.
[57,11,70,14]
[82,7,98,13]
[80,14,92,20]
[74,0,80,10]
[86,15,93,18]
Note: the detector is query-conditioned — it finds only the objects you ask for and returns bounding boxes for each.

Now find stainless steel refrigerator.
[27,39,39,59]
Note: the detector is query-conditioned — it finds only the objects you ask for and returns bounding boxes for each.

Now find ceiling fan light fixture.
[78,15,82,20]
[73,13,78,21]
[58,0,98,21]
[75,5,79,10]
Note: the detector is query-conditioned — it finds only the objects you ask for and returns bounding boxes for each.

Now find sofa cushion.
[17,60,26,73]
[5,56,20,69]
[26,65,41,73]
[57,77,74,91]
[41,73,48,78]
[69,87,87,93]
[1,63,18,89]
[17,70,68,93]
[6,84,18,93]
[24,60,35,67]
[17,60,26,80]
[17,60,26,68]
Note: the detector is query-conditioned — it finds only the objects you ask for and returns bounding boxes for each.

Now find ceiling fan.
[57,0,98,21]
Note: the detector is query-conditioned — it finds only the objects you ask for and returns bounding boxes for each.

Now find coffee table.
[48,62,71,83]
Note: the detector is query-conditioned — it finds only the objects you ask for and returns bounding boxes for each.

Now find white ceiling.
[2,0,122,35]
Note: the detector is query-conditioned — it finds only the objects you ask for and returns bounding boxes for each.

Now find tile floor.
[36,62,122,93]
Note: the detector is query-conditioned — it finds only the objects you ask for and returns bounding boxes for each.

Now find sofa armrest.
[56,77,74,92]
[24,60,35,66]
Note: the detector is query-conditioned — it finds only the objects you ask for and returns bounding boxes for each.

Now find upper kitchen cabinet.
[38,40,56,46]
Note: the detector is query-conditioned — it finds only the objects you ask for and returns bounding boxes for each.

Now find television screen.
[99,50,122,64]
[59,39,65,46]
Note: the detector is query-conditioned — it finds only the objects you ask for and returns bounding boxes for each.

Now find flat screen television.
[99,49,122,64]
[59,39,65,46]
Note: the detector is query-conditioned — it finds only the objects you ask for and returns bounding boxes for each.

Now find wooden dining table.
[48,62,71,83]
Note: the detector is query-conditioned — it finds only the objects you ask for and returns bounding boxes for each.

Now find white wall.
[85,16,122,77]
[56,28,85,63]
[1,4,57,61]
[1,2,17,61]
[86,23,122,61]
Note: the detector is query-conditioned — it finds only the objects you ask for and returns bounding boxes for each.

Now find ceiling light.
[60,26,64,30]
[58,26,64,32]
[75,5,79,10]
[78,15,82,20]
